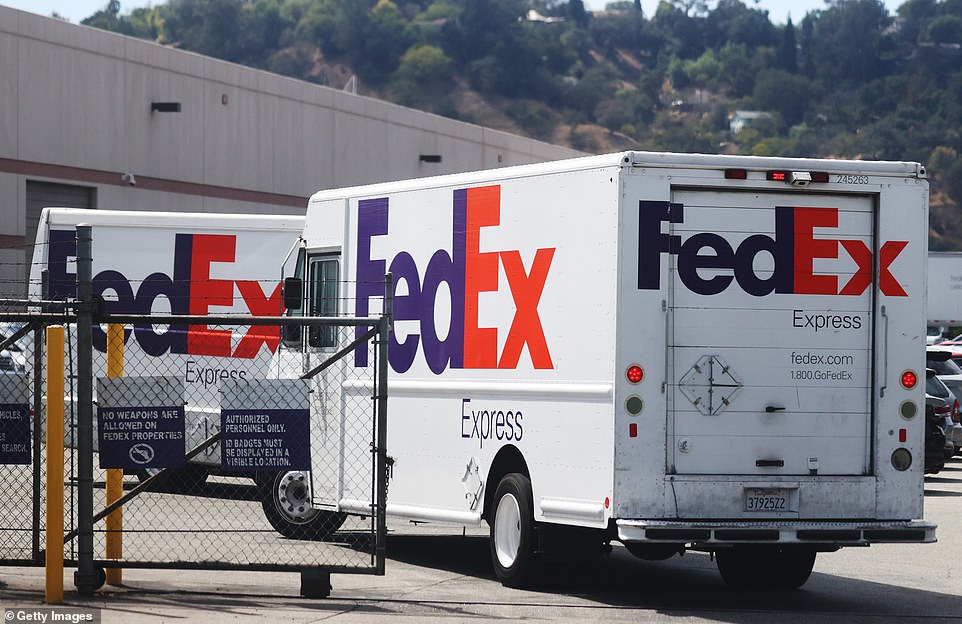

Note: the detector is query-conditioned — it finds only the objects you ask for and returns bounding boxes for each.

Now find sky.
[1,0,906,27]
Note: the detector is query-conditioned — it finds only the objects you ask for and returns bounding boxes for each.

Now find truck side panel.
[318,167,623,527]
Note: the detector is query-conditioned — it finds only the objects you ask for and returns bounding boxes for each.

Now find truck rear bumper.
[616,519,937,546]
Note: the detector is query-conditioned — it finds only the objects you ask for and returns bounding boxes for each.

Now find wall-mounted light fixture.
[150,102,182,113]
[419,154,442,163]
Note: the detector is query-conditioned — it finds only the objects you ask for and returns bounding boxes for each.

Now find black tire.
[489,473,538,588]
[258,470,346,540]
[716,545,816,589]
[136,465,209,494]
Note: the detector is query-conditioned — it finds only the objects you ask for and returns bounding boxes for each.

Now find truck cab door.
[301,253,345,510]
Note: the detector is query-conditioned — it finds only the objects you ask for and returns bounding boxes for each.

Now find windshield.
[928,326,943,337]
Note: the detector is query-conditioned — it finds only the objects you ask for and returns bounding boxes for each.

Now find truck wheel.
[769,546,817,588]
[258,470,346,540]
[716,546,816,589]
[489,473,537,588]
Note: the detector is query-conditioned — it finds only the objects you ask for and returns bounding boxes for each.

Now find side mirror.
[283,277,303,311]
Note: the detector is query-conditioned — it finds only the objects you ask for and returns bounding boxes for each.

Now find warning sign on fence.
[96,376,186,469]
[220,379,310,471]
[0,375,30,465]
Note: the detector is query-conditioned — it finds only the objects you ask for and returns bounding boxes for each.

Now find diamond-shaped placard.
[678,355,742,415]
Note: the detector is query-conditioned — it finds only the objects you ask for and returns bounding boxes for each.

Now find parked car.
[926,348,962,454]
[928,324,947,346]
[0,349,22,374]
[0,321,30,372]
[935,334,962,362]
[925,369,960,460]
[925,390,949,475]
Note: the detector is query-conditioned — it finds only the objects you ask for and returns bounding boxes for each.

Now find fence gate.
[0,310,389,595]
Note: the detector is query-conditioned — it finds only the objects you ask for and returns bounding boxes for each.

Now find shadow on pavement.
[383,532,962,618]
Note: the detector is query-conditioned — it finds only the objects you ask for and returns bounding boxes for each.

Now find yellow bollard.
[105,323,124,586]
[45,325,64,604]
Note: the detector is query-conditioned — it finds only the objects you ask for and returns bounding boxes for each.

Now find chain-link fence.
[0,319,43,566]
[0,310,388,582]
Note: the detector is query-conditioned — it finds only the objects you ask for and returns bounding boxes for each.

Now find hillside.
[81,0,962,247]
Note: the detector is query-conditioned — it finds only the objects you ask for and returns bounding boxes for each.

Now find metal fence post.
[45,325,65,604]
[35,269,48,563]
[32,321,44,562]
[376,273,392,574]
[105,323,124,585]
[73,224,97,594]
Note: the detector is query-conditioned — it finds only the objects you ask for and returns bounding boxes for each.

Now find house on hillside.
[729,110,774,135]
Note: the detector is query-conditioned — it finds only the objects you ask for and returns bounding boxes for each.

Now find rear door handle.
[765,405,786,413]
[756,459,785,467]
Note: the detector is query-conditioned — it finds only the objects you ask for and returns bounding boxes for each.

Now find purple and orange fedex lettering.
[354,185,555,375]
[464,186,500,369]
[47,230,282,358]
[188,234,235,356]
[637,200,907,297]
[792,207,838,295]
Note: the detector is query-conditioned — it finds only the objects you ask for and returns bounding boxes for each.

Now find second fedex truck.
[29,208,322,537]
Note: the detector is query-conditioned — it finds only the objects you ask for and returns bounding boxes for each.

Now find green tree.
[705,0,777,49]
[653,1,705,58]
[360,0,415,82]
[395,44,454,82]
[897,0,938,41]
[947,160,962,205]
[805,0,890,85]
[752,68,815,124]
[777,18,798,72]
[929,146,959,176]
[928,15,962,43]
[162,0,245,62]
[569,0,590,27]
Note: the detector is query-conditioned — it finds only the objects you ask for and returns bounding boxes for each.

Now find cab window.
[308,256,339,349]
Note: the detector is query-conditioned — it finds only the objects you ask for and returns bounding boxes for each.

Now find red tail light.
[953,400,960,424]
[935,404,951,415]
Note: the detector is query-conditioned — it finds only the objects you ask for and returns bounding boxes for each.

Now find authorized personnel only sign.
[96,376,186,469]
[220,379,310,471]
[0,374,30,464]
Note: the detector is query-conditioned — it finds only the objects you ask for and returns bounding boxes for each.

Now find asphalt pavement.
[3,459,962,623]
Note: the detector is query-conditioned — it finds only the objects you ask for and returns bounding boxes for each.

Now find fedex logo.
[48,230,282,358]
[354,185,555,375]
[638,200,908,297]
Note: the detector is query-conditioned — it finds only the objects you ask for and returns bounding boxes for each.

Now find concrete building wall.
[0,6,581,299]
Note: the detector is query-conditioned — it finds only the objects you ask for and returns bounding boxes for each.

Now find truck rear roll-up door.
[666,189,875,476]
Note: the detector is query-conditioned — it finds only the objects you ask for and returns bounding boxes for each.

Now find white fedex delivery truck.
[291,151,934,588]
[29,208,313,534]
